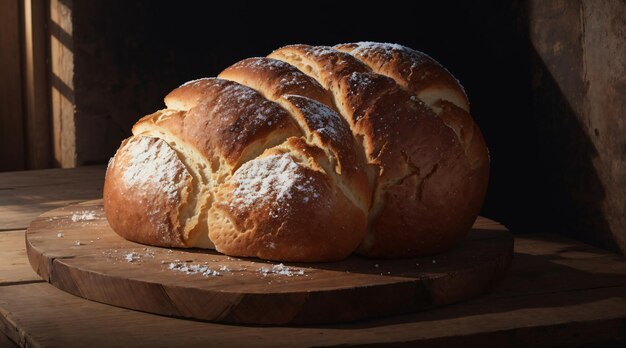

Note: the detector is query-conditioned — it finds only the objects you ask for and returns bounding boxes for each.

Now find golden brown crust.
[163,78,302,173]
[333,42,488,170]
[437,100,490,219]
[334,42,470,112]
[279,95,371,212]
[104,42,490,261]
[332,43,490,256]
[268,45,404,177]
[209,138,366,262]
[108,77,369,261]
[219,57,337,112]
[131,109,215,249]
[219,57,371,212]
[103,136,192,247]
[270,44,484,257]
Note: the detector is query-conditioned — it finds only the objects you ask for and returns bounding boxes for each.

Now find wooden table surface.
[1,166,625,347]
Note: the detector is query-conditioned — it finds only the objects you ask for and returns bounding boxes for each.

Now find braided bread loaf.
[103,42,489,262]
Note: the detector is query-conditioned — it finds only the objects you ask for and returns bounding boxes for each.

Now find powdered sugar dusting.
[285,95,344,139]
[342,42,452,88]
[121,137,183,202]
[220,83,265,110]
[248,57,288,71]
[107,156,115,169]
[340,41,424,63]
[180,77,211,87]
[347,41,410,54]
[308,46,340,58]
[230,153,318,211]
[348,71,376,89]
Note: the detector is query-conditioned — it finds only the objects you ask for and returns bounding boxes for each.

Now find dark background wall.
[65,0,624,253]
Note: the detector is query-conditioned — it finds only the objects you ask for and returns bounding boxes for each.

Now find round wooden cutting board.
[26,200,513,325]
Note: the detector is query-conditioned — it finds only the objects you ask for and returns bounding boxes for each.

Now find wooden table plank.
[493,234,626,297]
[0,166,105,189]
[0,330,18,348]
[0,273,624,347]
[0,230,42,285]
[0,230,625,346]
[0,166,105,230]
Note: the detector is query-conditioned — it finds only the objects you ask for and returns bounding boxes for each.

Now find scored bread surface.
[103,42,489,262]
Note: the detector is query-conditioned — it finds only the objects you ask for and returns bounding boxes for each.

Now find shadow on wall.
[523,44,615,252]
[501,1,618,253]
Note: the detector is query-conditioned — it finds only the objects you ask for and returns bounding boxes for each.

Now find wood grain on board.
[25,200,513,325]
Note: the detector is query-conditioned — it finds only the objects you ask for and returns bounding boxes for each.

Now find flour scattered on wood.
[125,248,155,263]
[74,240,81,246]
[124,252,140,262]
[57,232,64,238]
[101,247,156,263]
[258,263,305,277]
[168,262,221,277]
[71,211,98,222]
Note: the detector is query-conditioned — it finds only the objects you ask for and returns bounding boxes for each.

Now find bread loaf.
[103,42,489,262]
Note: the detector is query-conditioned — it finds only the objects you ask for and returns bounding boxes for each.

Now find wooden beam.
[49,0,76,168]
[0,0,26,172]
[22,0,52,169]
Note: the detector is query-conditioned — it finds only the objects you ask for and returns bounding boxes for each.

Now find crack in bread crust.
[219,57,371,213]
[269,44,483,257]
[104,136,192,247]
[132,111,214,248]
